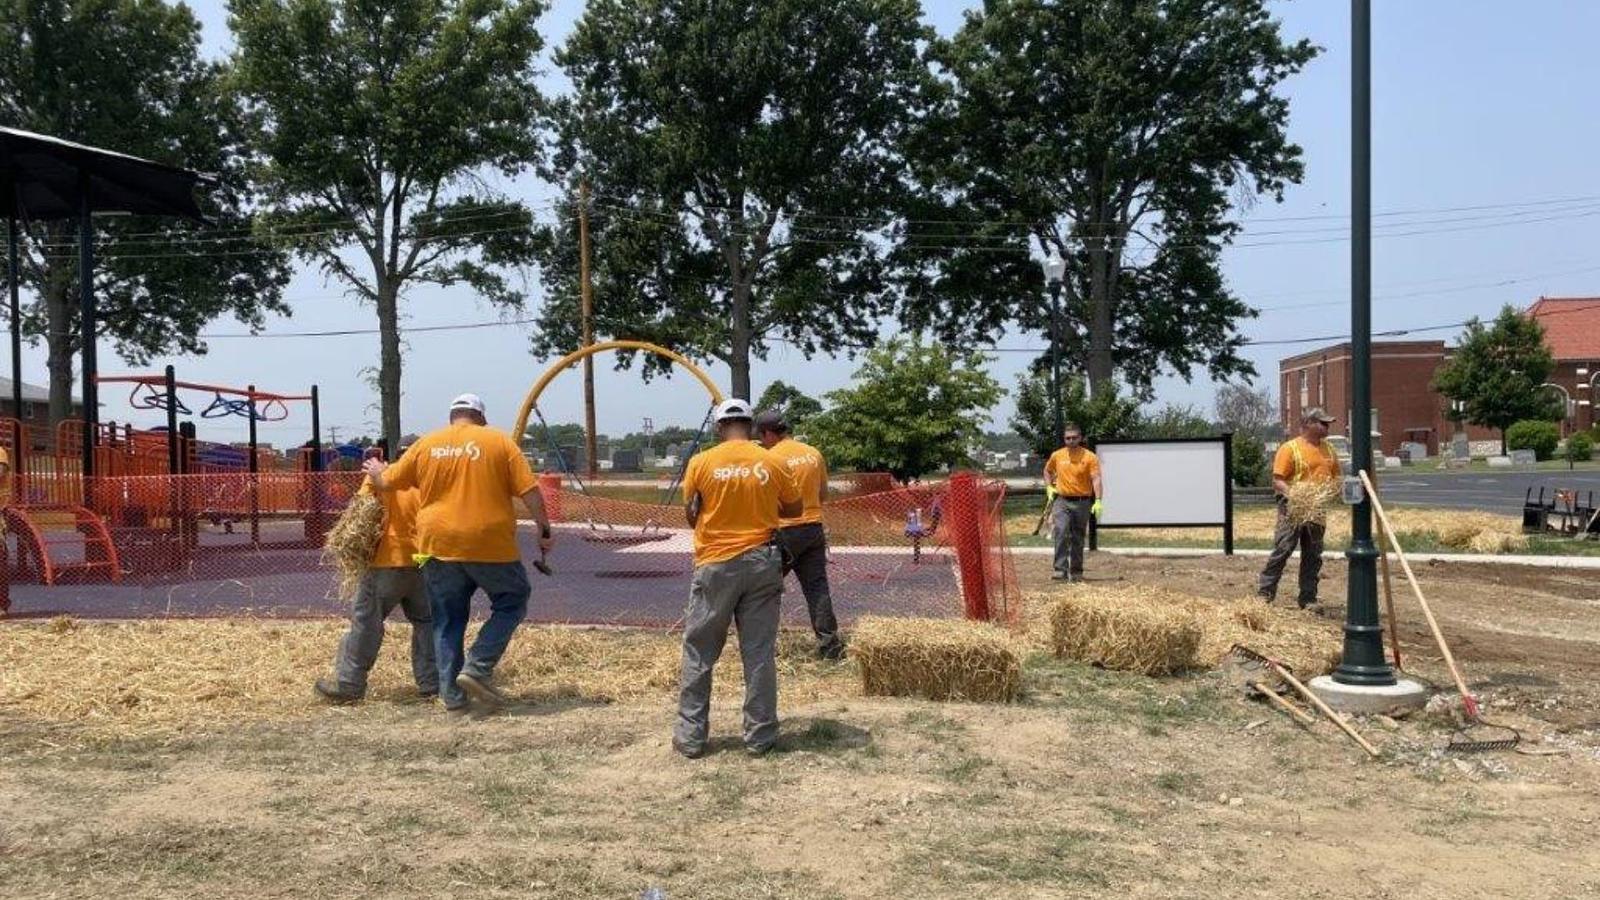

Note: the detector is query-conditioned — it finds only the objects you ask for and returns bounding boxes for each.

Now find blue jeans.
[423,560,531,708]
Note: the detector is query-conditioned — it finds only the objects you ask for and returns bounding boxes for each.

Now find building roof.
[0,376,80,405]
[1527,297,1600,361]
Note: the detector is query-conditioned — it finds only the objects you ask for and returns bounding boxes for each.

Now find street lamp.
[1041,250,1068,443]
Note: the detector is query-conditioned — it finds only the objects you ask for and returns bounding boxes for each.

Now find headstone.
[1451,435,1470,460]
[1487,455,1513,468]
[1383,455,1402,469]
[1400,441,1428,461]
[612,448,643,473]
[1510,449,1537,467]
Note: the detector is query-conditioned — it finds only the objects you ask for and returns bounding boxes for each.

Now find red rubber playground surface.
[1,523,966,626]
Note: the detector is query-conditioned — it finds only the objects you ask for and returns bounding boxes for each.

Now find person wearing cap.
[314,446,436,703]
[754,408,844,660]
[674,398,803,758]
[1043,423,1102,582]
[1259,407,1342,608]
[363,393,553,712]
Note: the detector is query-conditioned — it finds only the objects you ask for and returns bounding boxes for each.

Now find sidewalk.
[1010,544,1600,569]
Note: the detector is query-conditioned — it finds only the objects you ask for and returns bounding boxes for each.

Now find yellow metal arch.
[512,339,725,440]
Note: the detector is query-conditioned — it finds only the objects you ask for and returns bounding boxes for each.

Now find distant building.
[1278,297,1600,456]
[0,376,85,428]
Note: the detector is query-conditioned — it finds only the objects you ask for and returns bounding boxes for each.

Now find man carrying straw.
[364,393,553,713]
[315,448,436,703]
[1258,407,1342,609]
[754,408,844,660]
[675,399,802,759]
[1043,423,1103,582]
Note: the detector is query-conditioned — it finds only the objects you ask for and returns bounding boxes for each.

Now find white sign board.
[1095,440,1228,527]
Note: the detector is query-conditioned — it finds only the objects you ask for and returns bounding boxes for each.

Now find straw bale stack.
[850,616,1021,702]
[322,492,386,598]
[1467,529,1529,555]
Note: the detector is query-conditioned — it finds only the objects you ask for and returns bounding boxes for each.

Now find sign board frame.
[1088,434,1234,555]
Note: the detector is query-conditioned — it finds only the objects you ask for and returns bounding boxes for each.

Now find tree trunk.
[1085,231,1115,398]
[375,278,403,453]
[729,279,753,401]
[43,250,77,425]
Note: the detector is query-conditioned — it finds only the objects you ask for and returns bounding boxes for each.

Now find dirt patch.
[3,552,1599,898]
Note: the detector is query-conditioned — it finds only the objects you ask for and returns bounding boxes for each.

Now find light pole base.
[1308,675,1429,716]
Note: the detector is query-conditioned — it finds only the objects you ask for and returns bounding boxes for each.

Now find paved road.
[1365,469,1600,514]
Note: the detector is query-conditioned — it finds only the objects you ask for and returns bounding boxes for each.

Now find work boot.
[1051,572,1069,582]
[818,639,846,661]
[745,742,774,758]
[455,672,510,708]
[672,737,706,760]
[313,678,363,704]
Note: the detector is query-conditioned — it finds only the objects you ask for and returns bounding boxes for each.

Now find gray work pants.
[675,544,783,754]
[1258,499,1327,606]
[778,523,843,657]
[1051,497,1092,576]
[332,566,436,695]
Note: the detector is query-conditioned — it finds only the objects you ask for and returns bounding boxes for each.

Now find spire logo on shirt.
[430,440,482,461]
[712,461,771,484]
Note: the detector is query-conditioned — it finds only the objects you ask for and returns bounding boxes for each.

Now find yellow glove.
[1045,486,1058,502]
[1090,499,1103,517]
[411,553,433,567]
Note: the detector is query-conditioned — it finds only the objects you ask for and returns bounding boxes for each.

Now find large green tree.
[902,0,1316,400]
[229,0,547,449]
[1009,371,1142,459]
[1433,305,1560,453]
[0,0,290,422]
[531,0,933,400]
[807,337,1002,481]
[755,380,822,433]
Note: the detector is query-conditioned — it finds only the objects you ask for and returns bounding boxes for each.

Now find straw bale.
[1285,480,1339,528]
[1048,587,1204,675]
[0,619,857,740]
[850,616,1021,702]
[1043,585,1341,679]
[321,493,386,598]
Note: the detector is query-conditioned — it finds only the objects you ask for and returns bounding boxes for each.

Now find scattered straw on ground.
[1041,585,1341,678]
[1285,480,1339,528]
[321,493,386,598]
[0,618,856,738]
[849,616,1021,702]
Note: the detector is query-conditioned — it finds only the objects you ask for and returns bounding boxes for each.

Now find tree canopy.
[755,380,823,433]
[1432,305,1560,452]
[807,337,1002,481]
[229,0,547,450]
[902,0,1316,401]
[0,0,291,421]
[531,0,934,400]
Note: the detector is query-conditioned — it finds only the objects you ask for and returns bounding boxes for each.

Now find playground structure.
[1,342,1014,624]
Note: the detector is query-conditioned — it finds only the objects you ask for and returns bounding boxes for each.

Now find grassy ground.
[4,552,1599,898]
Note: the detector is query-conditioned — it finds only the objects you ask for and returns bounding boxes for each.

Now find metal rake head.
[1447,719,1522,754]
[1229,643,1295,675]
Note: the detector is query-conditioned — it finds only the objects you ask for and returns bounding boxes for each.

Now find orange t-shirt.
[1272,437,1340,484]
[360,481,421,568]
[381,422,540,563]
[1046,447,1100,497]
[767,437,826,527]
[682,440,801,567]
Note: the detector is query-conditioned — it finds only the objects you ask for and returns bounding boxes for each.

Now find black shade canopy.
[1,126,208,221]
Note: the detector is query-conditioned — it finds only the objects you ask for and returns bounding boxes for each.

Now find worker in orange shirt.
[315,447,436,703]
[364,394,552,713]
[674,399,802,759]
[754,408,843,660]
[1043,423,1103,582]
[1259,407,1342,608]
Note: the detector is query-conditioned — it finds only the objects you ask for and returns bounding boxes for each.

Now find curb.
[1009,545,1600,569]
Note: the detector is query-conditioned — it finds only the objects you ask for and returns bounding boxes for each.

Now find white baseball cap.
[714,398,754,422]
[449,393,486,414]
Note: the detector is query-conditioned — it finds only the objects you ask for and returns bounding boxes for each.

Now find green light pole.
[1334,0,1397,687]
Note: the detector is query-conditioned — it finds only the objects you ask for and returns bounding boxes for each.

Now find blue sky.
[41,0,1600,445]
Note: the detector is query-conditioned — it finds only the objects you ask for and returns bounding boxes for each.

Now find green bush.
[1231,436,1268,487]
[1565,432,1594,462]
[1506,419,1560,460]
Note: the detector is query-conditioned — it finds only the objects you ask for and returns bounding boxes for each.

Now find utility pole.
[579,180,598,482]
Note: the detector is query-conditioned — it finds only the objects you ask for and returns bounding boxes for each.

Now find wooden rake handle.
[1270,659,1381,758]
[1252,681,1316,726]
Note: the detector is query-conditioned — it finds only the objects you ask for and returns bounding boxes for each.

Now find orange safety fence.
[1,468,1015,628]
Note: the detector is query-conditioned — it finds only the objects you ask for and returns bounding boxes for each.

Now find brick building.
[1278,296,1600,456]
[0,376,83,428]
